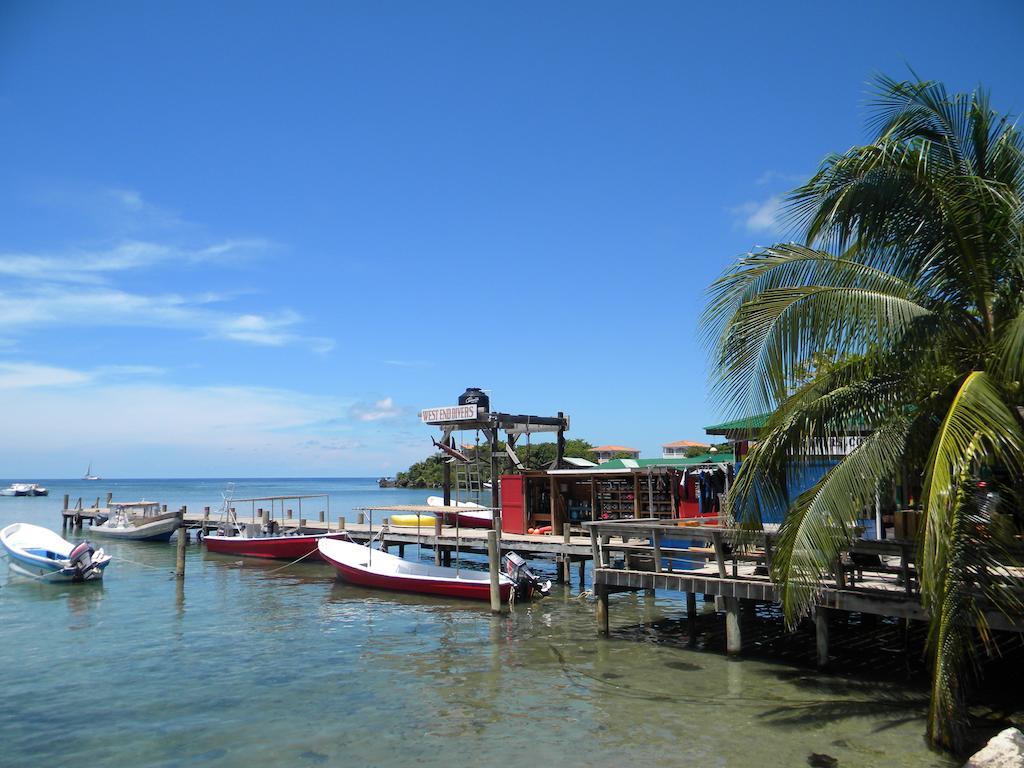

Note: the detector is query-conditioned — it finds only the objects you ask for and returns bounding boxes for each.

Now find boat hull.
[425,496,492,528]
[1,487,48,497]
[388,514,436,528]
[1,523,110,582]
[437,511,493,529]
[90,516,179,542]
[7,554,109,582]
[318,540,513,602]
[204,532,348,560]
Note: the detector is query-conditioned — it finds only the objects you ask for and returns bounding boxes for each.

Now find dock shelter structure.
[499,449,736,535]
[419,388,571,534]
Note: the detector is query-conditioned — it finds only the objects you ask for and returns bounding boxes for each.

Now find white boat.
[425,496,485,509]
[0,483,49,497]
[318,537,515,602]
[83,462,100,481]
[0,522,110,581]
[91,501,180,542]
[425,496,493,528]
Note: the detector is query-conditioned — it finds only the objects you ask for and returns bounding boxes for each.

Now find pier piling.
[562,527,572,584]
[815,608,830,669]
[596,584,609,635]
[487,529,501,614]
[725,597,742,655]
[338,516,346,531]
[175,513,187,579]
[687,592,698,645]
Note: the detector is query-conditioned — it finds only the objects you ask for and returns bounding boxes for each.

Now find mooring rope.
[111,555,167,572]
[264,546,320,574]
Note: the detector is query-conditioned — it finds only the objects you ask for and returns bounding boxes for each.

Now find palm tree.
[703,74,1024,751]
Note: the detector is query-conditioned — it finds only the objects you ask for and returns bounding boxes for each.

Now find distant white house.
[662,440,710,459]
[591,445,641,464]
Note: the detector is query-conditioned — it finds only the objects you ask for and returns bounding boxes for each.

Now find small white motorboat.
[91,501,181,542]
[425,496,493,528]
[0,483,49,497]
[318,537,515,602]
[0,523,110,581]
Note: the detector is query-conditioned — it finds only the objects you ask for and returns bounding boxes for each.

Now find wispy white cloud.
[0,271,331,352]
[216,311,333,351]
[2,184,329,353]
[0,361,168,389]
[349,397,403,422]
[0,362,92,389]
[29,183,189,235]
[0,350,439,474]
[0,375,426,475]
[731,194,785,234]
[0,238,272,284]
[1,381,341,451]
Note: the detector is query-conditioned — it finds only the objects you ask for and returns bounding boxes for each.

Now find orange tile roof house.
[662,440,710,459]
[591,445,640,464]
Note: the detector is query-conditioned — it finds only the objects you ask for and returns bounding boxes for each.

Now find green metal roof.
[703,414,769,436]
[598,449,735,470]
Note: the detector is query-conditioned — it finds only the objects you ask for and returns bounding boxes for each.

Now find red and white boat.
[204,530,348,560]
[318,537,514,602]
[202,485,347,561]
[425,496,494,529]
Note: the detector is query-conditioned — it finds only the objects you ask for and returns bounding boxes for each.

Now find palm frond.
[919,371,1024,609]
[727,361,916,528]
[995,305,1024,384]
[926,453,1024,749]
[709,282,932,415]
[771,416,913,624]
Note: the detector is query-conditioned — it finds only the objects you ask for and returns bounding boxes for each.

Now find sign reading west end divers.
[420,405,479,423]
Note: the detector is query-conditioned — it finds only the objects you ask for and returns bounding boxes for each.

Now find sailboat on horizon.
[83,462,100,481]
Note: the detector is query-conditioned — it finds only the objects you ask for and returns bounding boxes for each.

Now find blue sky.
[2,1,1023,477]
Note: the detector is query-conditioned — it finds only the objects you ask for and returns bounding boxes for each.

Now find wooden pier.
[59,492,176,531]
[584,518,1024,667]
[177,503,597,586]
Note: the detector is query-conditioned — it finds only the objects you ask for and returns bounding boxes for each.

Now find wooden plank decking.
[584,519,1024,645]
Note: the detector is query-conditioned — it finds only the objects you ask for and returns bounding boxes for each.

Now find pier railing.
[585,517,923,593]
[583,518,1024,631]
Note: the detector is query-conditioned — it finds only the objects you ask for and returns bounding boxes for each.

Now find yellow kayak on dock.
[388,514,437,528]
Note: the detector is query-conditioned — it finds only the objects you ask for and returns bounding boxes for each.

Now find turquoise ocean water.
[0,478,953,768]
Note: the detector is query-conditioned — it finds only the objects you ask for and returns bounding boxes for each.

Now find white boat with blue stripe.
[0,523,111,582]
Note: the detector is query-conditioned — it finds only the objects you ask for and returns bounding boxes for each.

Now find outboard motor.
[67,541,95,581]
[502,551,551,599]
